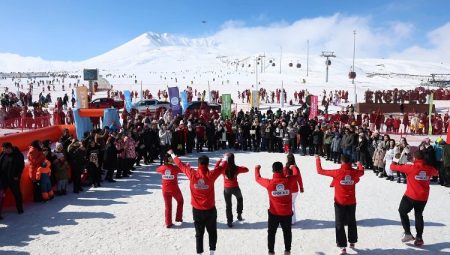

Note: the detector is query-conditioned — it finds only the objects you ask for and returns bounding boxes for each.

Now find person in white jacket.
[159,124,172,165]
[383,139,396,181]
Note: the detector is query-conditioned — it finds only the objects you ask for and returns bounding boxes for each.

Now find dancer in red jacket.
[222,153,249,228]
[283,153,304,225]
[390,150,439,246]
[155,153,184,228]
[316,154,364,255]
[255,161,299,255]
[169,149,228,255]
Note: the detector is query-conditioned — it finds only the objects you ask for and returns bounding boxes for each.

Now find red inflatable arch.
[0,125,76,208]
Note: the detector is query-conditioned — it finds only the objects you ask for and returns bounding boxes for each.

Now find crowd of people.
[1,77,450,254]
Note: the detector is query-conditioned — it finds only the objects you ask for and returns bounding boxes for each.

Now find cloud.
[390,22,450,63]
[210,14,415,59]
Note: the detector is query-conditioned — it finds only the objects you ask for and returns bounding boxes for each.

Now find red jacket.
[316,158,364,205]
[390,160,438,201]
[174,157,227,210]
[156,164,182,193]
[255,166,299,216]
[222,166,249,188]
[283,165,304,193]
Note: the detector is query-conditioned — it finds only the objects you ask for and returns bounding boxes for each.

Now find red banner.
[309,95,319,120]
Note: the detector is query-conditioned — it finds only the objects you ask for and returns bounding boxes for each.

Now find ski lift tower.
[320,51,336,83]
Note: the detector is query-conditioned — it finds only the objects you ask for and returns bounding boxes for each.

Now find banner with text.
[221,94,232,119]
[309,95,319,120]
[168,86,181,116]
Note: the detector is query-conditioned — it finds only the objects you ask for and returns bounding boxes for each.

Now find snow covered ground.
[1,151,449,255]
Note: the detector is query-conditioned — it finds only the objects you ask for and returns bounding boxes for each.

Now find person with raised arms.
[155,153,184,228]
[222,152,249,228]
[283,153,304,225]
[315,154,364,255]
[390,150,438,246]
[255,160,299,255]
[168,149,228,255]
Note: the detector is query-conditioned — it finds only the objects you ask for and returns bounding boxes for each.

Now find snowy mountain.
[1,32,450,100]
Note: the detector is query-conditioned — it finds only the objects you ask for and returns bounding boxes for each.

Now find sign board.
[83,69,98,81]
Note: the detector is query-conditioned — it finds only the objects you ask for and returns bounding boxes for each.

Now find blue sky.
[0,0,449,61]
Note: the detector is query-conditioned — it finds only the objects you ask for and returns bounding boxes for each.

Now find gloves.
[300,188,304,193]
[255,165,261,170]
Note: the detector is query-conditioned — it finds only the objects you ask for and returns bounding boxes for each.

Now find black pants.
[116,158,126,178]
[268,210,292,253]
[335,203,357,248]
[4,181,23,212]
[332,151,341,163]
[324,144,331,159]
[87,163,101,186]
[224,187,243,224]
[159,145,169,165]
[193,207,217,254]
[72,168,82,192]
[398,195,427,238]
[105,168,115,181]
[196,138,204,152]
[32,181,42,202]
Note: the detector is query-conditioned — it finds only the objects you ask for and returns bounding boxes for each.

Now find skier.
[156,153,184,228]
[284,153,304,225]
[315,154,364,255]
[168,149,228,255]
[390,150,438,246]
[221,153,249,228]
[255,161,299,255]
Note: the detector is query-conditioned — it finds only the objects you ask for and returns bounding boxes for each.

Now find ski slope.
[1,32,450,108]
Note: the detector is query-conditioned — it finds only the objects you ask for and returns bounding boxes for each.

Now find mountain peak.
[130,32,217,48]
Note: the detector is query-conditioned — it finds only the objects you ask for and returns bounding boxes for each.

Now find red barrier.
[1,125,76,208]
[78,108,105,118]
[0,125,76,152]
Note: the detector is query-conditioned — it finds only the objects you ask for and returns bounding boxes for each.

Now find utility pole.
[255,57,258,91]
[140,80,143,100]
[352,30,357,104]
[279,46,282,74]
[320,51,336,83]
[307,40,309,77]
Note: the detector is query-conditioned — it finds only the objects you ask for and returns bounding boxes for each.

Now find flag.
[221,94,232,119]
[428,93,434,135]
[309,95,319,120]
[123,90,132,112]
[180,91,189,114]
[168,87,181,116]
[250,90,260,109]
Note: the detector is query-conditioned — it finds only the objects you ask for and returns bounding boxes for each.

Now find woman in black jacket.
[103,137,118,182]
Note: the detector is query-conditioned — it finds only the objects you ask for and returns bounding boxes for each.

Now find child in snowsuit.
[36,160,54,201]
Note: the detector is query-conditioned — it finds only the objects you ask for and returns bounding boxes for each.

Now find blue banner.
[123,90,132,112]
[168,87,181,116]
[180,90,189,114]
